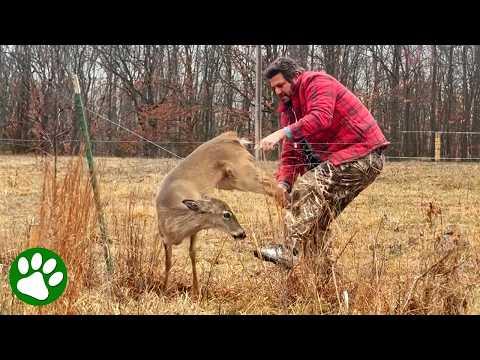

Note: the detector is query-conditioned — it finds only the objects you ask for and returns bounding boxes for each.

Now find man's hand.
[257,128,287,151]
[275,183,291,208]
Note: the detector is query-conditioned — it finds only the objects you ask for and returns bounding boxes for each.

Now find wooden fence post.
[435,131,441,161]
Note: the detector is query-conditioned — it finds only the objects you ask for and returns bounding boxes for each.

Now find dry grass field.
[1,154,479,314]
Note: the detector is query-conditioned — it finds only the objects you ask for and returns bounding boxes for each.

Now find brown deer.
[157,196,246,296]
[156,131,281,296]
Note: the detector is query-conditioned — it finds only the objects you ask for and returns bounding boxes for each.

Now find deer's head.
[182,196,246,240]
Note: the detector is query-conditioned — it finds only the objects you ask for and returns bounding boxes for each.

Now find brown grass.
[0,154,479,314]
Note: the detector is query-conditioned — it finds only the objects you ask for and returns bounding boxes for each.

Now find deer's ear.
[182,199,200,212]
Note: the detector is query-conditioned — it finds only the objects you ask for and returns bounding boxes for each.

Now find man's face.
[269,73,293,104]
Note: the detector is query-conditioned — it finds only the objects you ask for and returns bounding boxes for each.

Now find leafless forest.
[1,45,479,159]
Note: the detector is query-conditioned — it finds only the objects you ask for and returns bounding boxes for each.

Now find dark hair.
[263,56,305,82]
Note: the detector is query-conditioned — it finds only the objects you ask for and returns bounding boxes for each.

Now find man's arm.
[275,136,302,192]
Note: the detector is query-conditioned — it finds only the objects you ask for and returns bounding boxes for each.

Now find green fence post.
[73,75,113,274]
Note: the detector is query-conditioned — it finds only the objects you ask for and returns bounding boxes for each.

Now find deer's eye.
[223,211,232,220]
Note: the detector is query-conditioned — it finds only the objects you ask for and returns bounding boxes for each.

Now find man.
[254,57,390,269]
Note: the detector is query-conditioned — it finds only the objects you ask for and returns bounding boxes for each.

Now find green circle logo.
[9,247,68,306]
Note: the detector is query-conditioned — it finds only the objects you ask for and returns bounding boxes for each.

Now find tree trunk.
[445,45,455,158]
[287,45,309,68]
[472,46,480,157]
[390,45,401,157]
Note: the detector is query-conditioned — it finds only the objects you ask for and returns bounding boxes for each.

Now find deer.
[156,131,282,296]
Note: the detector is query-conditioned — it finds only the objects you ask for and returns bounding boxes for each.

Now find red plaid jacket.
[276,71,390,190]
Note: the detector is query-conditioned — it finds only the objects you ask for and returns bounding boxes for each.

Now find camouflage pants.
[284,149,385,255]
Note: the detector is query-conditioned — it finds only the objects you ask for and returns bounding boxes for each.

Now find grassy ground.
[0,154,479,314]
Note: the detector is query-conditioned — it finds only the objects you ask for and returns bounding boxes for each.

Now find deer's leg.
[189,233,199,297]
[163,242,172,292]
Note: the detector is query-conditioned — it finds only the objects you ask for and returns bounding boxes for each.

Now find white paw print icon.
[16,252,64,301]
